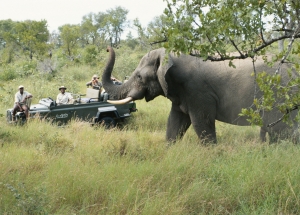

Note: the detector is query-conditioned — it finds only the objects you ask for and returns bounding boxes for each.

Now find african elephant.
[102,47,299,143]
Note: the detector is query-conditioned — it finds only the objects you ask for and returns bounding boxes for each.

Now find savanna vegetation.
[1,0,300,214]
[2,91,300,214]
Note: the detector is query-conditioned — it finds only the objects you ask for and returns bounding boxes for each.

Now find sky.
[0,0,168,36]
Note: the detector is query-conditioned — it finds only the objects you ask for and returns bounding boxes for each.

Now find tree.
[80,13,100,45]
[0,19,16,63]
[80,12,111,50]
[163,0,300,126]
[132,16,169,50]
[94,11,111,48]
[0,19,15,49]
[106,6,129,47]
[0,20,49,61]
[59,24,81,58]
[133,18,149,49]
[14,20,49,60]
[124,31,139,49]
[147,15,170,47]
[164,0,300,58]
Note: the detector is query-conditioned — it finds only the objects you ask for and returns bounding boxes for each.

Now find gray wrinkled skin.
[102,47,299,144]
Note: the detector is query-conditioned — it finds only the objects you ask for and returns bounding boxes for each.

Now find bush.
[112,48,142,80]
[83,45,98,66]
[15,61,37,78]
[0,65,17,81]
[37,58,57,74]
[1,45,15,64]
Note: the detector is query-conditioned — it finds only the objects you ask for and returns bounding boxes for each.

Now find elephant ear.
[157,49,174,97]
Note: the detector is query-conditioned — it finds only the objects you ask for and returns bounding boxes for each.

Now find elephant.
[102,47,299,143]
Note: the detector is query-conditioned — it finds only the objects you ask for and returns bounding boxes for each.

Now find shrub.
[83,45,98,66]
[5,183,49,214]
[0,65,17,81]
[37,58,57,74]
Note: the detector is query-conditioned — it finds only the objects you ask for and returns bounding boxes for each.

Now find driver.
[12,85,33,121]
[56,86,74,105]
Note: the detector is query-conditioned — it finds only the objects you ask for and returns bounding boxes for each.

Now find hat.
[59,86,67,90]
[93,74,98,78]
[18,85,24,89]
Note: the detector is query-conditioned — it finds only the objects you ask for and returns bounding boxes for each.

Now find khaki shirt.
[56,92,73,105]
[15,91,32,105]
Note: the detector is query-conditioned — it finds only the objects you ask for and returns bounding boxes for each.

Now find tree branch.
[191,33,300,61]
[259,8,267,44]
[206,35,225,59]
[273,29,294,33]
[275,23,300,74]
[149,38,168,46]
[267,105,299,127]
[229,39,246,58]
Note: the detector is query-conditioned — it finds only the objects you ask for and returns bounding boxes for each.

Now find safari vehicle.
[6,88,137,127]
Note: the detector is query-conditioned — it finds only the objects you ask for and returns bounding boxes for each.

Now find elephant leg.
[260,127,267,142]
[268,125,299,144]
[190,109,217,144]
[166,105,191,142]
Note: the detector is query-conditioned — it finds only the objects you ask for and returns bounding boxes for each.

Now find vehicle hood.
[30,103,49,112]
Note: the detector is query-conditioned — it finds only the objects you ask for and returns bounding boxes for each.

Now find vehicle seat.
[84,88,100,102]
[100,91,109,102]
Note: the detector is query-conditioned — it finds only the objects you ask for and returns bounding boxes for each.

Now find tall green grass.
[1,97,300,214]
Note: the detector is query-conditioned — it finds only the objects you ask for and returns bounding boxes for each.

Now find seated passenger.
[86,74,102,90]
[12,85,33,121]
[56,86,73,105]
[111,76,122,85]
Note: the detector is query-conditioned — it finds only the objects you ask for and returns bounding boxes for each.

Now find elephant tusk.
[107,97,133,105]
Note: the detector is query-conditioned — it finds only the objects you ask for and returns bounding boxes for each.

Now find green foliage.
[124,31,139,50]
[133,15,170,50]
[83,45,98,65]
[113,48,142,79]
[164,0,299,57]
[105,6,129,46]
[0,65,17,81]
[0,19,50,61]
[17,61,37,77]
[0,44,15,63]
[15,20,50,60]
[80,13,102,46]
[59,24,81,57]
[79,8,129,49]
[4,183,49,214]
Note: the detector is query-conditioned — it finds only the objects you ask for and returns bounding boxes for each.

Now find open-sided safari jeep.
[6,88,137,127]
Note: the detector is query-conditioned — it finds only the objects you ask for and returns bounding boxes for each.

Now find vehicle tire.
[6,110,12,123]
[98,117,116,129]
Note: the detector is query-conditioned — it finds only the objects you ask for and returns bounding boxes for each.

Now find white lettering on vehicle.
[56,113,68,119]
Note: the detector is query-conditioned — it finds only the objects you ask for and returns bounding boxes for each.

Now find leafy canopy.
[0,19,49,61]
[164,0,300,58]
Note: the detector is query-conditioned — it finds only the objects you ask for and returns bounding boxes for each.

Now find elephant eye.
[137,74,142,81]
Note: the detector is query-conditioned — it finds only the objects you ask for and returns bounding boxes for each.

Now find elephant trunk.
[102,47,133,103]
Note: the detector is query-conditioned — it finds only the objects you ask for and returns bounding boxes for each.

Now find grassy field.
[1,57,300,214]
[1,97,300,214]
